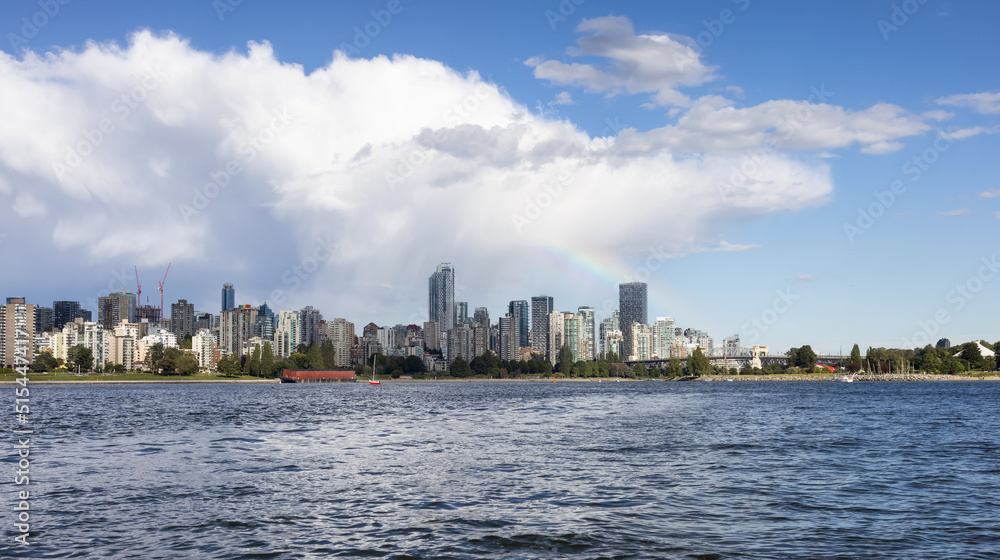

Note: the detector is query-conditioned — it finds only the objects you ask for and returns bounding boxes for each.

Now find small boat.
[369,354,380,385]
[836,374,854,383]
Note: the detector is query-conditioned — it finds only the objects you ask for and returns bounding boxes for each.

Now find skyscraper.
[577,306,595,361]
[619,282,647,361]
[1,298,35,368]
[530,295,553,358]
[652,317,677,359]
[428,263,455,333]
[508,300,529,349]
[300,305,323,346]
[97,291,136,329]
[170,299,195,339]
[220,305,257,356]
[454,301,469,327]
[221,283,235,313]
[499,314,518,361]
[53,300,83,329]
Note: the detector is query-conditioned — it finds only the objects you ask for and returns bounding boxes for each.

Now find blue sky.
[1,0,998,354]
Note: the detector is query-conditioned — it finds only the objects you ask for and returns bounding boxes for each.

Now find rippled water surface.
[3,381,1000,559]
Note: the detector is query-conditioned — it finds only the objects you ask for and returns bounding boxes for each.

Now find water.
[3,381,1000,559]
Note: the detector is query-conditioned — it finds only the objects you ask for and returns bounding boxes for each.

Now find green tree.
[848,344,862,373]
[306,343,324,370]
[450,356,472,378]
[31,351,59,373]
[290,352,309,370]
[147,342,164,373]
[249,345,262,377]
[320,340,337,369]
[664,357,683,377]
[66,344,93,372]
[959,342,986,371]
[181,335,193,350]
[632,362,648,378]
[605,350,620,363]
[159,347,184,375]
[404,355,426,374]
[788,345,817,370]
[217,354,240,377]
[557,345,574,374]
[688,347,711,376]
[261,342,275,377]
[176,354,199,375]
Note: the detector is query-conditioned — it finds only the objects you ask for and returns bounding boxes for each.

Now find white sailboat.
[369,353,380,385]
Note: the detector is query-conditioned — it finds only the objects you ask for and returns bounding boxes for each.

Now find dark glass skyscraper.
[222,283,235,313]
[53,300,82,329]
[530,295,553,358]
[508,300,529,349]
[619,282,647,360]
[428,263,455,333]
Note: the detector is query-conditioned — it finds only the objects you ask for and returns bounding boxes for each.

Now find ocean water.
[3,380,999,559]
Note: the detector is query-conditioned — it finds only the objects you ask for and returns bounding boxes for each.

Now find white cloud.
[552,91,574,105]
[796,274,815,282]
[0,30,909,323]
[980,188,1000,199]
[936,91,1000,115]
[937,209,971,217]
[526,16,716,108]
[937,125,1000,141]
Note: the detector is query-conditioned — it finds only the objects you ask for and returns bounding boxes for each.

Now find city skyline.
[1,1,998,354]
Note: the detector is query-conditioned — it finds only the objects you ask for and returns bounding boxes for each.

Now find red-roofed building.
[280,369,356,383]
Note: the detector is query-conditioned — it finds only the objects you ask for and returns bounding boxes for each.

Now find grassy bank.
[0,371,277,383]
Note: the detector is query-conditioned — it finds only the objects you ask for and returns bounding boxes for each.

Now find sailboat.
[369,354,381,385]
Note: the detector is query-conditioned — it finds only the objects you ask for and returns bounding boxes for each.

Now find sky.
[0,0,998,354]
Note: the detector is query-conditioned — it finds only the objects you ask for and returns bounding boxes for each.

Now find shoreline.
[5,373,1000,385]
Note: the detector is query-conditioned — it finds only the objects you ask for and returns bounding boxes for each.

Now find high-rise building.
[630,323,653,361]
[325,318,355,367]
[531,295,554,358]
[547,310,564,364]
[300,306,323,347]
[577,306,595,361]
[97,291,136,329]
[221,283,235,313]
[53,301,83,330]
[254,304,275,341]
[508,300,529,349]
[170,299,196,339]
[1,298,35,368]
[563,312,582,363]
[273,310,301,358]
[473,307,490,327]
[192,329,218,370]
[454,301,469,327]
[619,282,647,362]
[447,323,473,361]
[33,306,54,333]
[428,263,455,333]
[599,311,620,358]
[423,320,441,351]
[220,305,257,356]
[499,314,519,361]
[652,317,676,359]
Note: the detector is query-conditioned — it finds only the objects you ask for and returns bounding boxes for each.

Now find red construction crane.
[158,263,171,317]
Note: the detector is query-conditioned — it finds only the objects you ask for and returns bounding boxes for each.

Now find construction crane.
[158,263,171,317]
[134,267,142,307]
